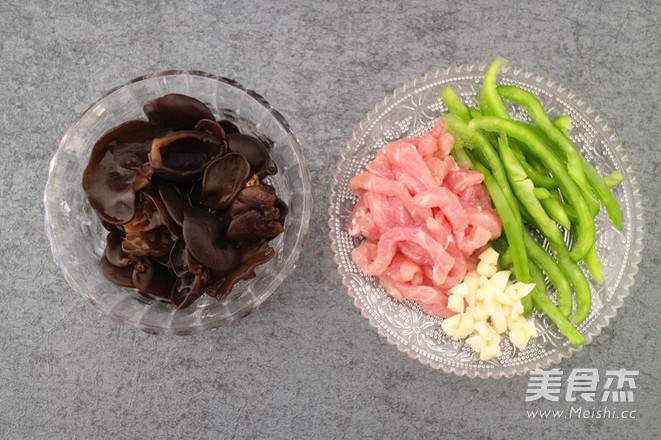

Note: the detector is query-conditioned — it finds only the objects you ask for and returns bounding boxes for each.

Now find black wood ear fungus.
[200,153,251,209]
[143,94,215,130]
[84,93,287,309]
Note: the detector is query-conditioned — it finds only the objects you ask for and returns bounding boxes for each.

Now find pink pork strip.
[348,118,502,318]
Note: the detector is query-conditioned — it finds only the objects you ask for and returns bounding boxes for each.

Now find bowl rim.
[44,70,313,334]
[328,62,644,377]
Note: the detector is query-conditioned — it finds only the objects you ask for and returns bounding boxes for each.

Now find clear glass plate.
[329,63,644,378]
[45,71,312,335]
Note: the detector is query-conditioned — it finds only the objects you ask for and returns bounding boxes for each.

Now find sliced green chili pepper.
[468,115,595,262]
[497,85,594,202]
[483,57,510,118]
[528,261,586,346]
[562,205,603,285]
[552,114,572,132]
[477,89,488,116]
[522,117,621,229]
[468,107,483,120]
[584,244,604,285]
[604,170,625,189]
[440,86,470,122]
[497,135,565,246]
[581,156,623,230]
[462,149,532,317]
[550,242,592,325]
[522,229,573,317]
[553,109,624,220]
[533,187,571,229]
[453,139,528,283]
[509,141,558,189]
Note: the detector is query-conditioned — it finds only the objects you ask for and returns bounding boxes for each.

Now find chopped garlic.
[466,304,488,322]
[441,314,462,335]
[480,345,502,361]
[509,329,529,351]
[478,247,500,266]
[466,334,488,352]
[447,294,465,313]
[448,282,469,297]
[489,270,511,291]
[441,247,537,361]
[455,314,475,339]
[476,260,497,277]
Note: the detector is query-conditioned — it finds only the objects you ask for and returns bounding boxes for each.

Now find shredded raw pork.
[348,118,502,318]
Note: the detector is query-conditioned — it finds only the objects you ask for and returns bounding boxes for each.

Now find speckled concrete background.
[1,1,659,439]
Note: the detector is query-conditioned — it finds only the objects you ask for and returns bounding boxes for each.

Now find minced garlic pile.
[441,247,538,360]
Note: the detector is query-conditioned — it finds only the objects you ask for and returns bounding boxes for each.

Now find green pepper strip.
[564,210,604,285]
[522,118,621,229]
[444,114,522,230]
[581,157,623,230]
[552,110,623,227]
[477,90,488,116]
[497,85,595,202]
[604,170,625,189]
[584,244,604,285]
[550,242,592,325]
[509,141,558,189]
[468,107,483,120]
[518,121,602,218]
[519,194,593,317]
[500,247,513,268]
[498,135,565,246]
[440,86,470,122]
[533,187,571,230]
[545,187,579,222]
[483,57,510,117]
[458,147,532,316]
[483,59,561,192]
[522,230,573,317]
[552,114,572,132]
[528,261,586,346]
[468,116,595,262]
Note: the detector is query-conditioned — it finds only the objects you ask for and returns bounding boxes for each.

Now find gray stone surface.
[1,0,659,438]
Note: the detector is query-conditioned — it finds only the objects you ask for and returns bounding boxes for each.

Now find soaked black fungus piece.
[105,230,132,268]
[230,184,278,218]
[132,257,175,299]
[208,240,275,301]
[218,119,240,135]
[121,226,174,257]
[259,159,278,178]
[171,271,209,309]
[157,184,187,227]
[182,207,239,272]
[226,134,271,172]
[141,189,180,235]
[149,130,225,180]
[82,120,171,224]
[143,94,214,131]
[200,153,251,209]
[169,236,188,277]
[226,210,284,242]
[100,254,136,288]
[226,184,286,241]
[195,118,226,140]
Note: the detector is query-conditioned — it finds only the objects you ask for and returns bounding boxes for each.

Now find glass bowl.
[329,63,644,378]
[45,71,312,335]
